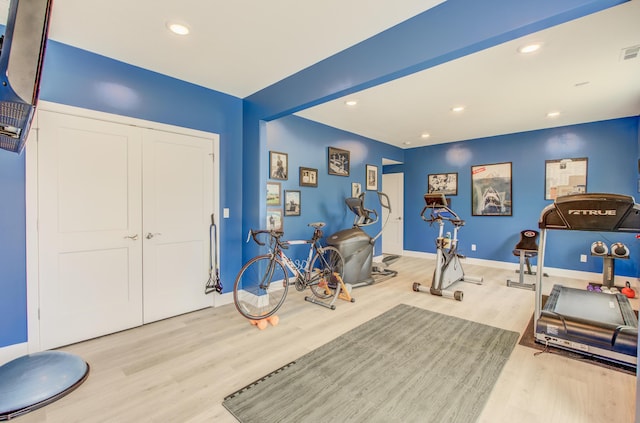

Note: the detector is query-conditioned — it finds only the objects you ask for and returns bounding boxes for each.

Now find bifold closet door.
[37,110,215,349]
[37,111,144,350]
[141,129,213,323]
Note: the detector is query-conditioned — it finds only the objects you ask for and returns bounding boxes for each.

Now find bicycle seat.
[308,222,326,229]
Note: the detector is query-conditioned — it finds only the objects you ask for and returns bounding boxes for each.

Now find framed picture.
[299,167,318,187]
[471,162,512,216]
[366,164,378,191]
[427,172,458,196]
[544,157,587,200]
[328,147,350,176]
[351,182,362,198]
[266,182,281,206]
[284,190,301,216]
[269,151,288,180]
[266,208,283,231]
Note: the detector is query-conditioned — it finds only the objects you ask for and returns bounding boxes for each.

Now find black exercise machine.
[327,192,398,288]
[534,193,639,367]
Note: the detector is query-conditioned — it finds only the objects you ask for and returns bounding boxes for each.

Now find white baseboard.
[401,250,640,289]
[0,342,28,366]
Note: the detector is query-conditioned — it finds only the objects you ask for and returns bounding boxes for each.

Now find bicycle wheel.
[233,255,289,320]
[308,246,344,302]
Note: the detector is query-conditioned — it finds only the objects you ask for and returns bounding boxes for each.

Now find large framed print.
[544,158,587,200]
[328,147,350,176]
[427,172,458,196]
[471,162,512,216]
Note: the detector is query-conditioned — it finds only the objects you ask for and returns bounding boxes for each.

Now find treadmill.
[534,193,639,367]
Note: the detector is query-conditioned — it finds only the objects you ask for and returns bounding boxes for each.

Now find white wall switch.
[223,208,230,218]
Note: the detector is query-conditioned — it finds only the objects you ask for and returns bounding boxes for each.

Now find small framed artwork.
[266,182,281,206]
[299,167,318,187]
[351,182,362,198]
[471,162,512,216]
[328,147,350,176]
[284,190,301,216]
[428,172,458,196]
[269,151,288,180]
[366,164,378,191]
[266,208,283,231]
[544,157,587,200]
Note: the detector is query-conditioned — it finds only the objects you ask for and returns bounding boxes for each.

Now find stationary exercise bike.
[327,191,398,288]
[412,193,482,301]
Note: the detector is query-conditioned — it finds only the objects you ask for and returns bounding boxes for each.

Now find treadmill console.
[540,193,640,232]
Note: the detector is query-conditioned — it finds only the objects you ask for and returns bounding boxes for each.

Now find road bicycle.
[233,222,347,320]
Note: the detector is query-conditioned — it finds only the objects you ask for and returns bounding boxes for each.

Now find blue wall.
[0,41,245,348]
[402,117,639,278]
[1,0,636,351]
[0,152,26,347]
[262,115,403,262]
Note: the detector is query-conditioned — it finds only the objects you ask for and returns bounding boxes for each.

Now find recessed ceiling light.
[345,100,358,106]
[518,43,542,54]
[451,106,465,113]
[167,22,190,35]
[546,111,560,118]
[421,133,430,139]
[403,141,412,145]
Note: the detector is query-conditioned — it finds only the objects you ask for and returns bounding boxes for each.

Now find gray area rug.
[223,304,519,423]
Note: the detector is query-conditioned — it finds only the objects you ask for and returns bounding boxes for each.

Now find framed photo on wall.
[269,151,288,180]
[544,157,587,200]
[299,167,318,187]
[266,182,281,206]
[471,162,512,216]
[284,190,301,216]
[366,164,378,191]
[427,172,458,195]
[266,208,283,231]
[328,147,350,176]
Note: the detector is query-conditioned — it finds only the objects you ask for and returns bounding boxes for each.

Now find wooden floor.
[18,256,637,423]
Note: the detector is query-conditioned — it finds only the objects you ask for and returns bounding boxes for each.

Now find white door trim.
[25,101,220,353]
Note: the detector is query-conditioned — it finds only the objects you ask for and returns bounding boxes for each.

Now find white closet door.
[141,129,213,323]
[37,111,143,350]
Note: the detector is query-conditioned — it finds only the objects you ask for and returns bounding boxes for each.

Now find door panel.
[37,111,143,349]
[382,173,404,255]
[142,130,213,323]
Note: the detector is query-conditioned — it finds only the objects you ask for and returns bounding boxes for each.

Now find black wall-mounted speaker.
[0,0,53,154]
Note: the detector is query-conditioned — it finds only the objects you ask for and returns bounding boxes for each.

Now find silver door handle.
[146,232,162,239]
[124,234,139,240]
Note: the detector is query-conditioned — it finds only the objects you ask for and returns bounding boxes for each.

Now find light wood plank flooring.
[17,256,637,422]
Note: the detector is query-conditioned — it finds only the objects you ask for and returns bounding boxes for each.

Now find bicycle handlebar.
[247,229,288,248]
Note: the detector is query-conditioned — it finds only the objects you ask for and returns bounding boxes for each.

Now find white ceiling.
[298,0,640,148]
[2,0,639,149]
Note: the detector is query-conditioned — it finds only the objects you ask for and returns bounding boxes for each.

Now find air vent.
[620,45,640,61]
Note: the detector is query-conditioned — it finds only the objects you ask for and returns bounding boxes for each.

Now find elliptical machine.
[327,192,398,288]
[412,193,483,301]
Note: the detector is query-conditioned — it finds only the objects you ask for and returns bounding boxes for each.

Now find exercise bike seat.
[512,230,539,257]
